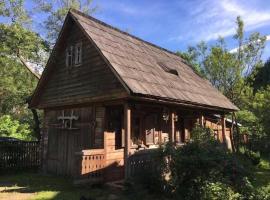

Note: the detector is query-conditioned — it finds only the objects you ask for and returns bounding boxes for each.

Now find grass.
[0,156,269,200]
[0,171,113,200]
[0,170,161,200]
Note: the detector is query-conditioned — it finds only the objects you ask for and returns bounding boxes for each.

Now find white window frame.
[74,42,82,66]
[66,46,73,67]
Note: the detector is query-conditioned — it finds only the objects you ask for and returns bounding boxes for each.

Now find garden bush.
[133,127,265,199]
[244,149,261,165]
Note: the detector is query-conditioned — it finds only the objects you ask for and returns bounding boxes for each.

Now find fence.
[74,149,105,184]
[0,141,40,171]
[128,149,159,177]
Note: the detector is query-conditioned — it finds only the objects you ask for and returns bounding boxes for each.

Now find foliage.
[252,59,270,91]
[177,17,266,106]
[0,1,48,140]
[0,115,33,140]
[178,16,269,154]
[133,127,270,199]
[244,149,261,165]
[34,0,98,43]
[190,124,214,143]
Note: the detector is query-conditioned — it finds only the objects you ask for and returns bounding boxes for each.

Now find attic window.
[66,46,73,67]
[74,42,82,66]
[157,61,179,76]
[65,42,82,67]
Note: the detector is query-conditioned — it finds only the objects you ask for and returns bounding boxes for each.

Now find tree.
[177,16,267,152]
[34,0,98,44]
[0,0,48,140]
[178,17,266,106]
[252,59,270,91]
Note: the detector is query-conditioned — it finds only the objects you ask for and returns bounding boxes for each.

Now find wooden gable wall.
[37,18,127,108]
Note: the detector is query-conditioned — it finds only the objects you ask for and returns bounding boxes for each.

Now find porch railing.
[127,149,158,177]
[74,149,105,184]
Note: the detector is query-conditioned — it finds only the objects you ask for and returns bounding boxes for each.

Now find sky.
[3,0,270,60]
[89,0,270,60]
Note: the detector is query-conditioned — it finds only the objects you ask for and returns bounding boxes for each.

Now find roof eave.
[130,93,239,113]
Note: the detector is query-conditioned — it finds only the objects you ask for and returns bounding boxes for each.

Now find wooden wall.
[104,132,124,181]
[42,105,105,176]
[38,18,126,108]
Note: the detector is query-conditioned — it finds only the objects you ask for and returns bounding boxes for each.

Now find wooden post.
[199,114,204,127]
[221,114,227,146]
[124,103,131,179]
[170,112,175,143]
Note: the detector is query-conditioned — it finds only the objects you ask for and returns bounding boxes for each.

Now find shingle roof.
[70,9,238,111]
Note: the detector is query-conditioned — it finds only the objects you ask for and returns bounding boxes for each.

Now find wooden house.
[29,9,238,183]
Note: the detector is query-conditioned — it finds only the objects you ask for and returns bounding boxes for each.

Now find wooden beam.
[199,114,204,127]
[221,114,227,146]
[124,103,131,179]
[17,50,41,79]
[170,112,175,143]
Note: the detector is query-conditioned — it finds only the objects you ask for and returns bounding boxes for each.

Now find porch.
[73,101,229,184]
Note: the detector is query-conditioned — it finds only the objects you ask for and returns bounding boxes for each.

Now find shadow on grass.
[0,171,113,200]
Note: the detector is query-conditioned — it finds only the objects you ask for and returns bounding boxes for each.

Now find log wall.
[38,18,126,108]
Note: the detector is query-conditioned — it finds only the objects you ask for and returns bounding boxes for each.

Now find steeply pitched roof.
[69,9,238,111]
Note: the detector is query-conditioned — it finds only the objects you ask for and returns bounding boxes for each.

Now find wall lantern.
[174,114,178,122]
[162,108,169,122]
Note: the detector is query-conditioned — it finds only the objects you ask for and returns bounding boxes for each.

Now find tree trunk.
[233,112,240,153]
[26,97,41,141]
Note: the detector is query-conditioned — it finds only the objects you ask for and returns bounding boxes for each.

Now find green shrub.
[133,126,264,199]
[0,115,33,140]
[245,149,261,165]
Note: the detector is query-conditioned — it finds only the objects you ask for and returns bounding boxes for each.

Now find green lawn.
[0,157,269,200]
[0,171,160,200]
[0,171,112,200]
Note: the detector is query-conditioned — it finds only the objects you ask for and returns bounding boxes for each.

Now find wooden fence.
[128,149,159,177]
[74,149,105,184]
[0,141,40,171]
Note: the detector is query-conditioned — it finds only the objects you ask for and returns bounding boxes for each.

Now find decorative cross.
[57,110,79,129]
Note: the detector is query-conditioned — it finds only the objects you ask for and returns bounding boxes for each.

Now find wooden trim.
[129,96,238,113]
[124,103,131,179]
[36,92,128,109]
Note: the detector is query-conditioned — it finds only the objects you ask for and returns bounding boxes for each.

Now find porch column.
[170,112,175,143]
[221,114,227,146]
[124,103,131,179]
[199,114,204,127]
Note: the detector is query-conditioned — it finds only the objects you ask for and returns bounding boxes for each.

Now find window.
[66,46,73,67]
[75,42,82,65]
[65,42,82,67]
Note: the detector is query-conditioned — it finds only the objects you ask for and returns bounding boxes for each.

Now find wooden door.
[46,107,94,177]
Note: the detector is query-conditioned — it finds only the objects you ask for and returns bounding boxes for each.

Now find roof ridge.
[69,9,185,61]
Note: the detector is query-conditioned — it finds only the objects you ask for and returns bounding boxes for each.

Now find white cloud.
[229,34,270,53]
[171,0,270,43]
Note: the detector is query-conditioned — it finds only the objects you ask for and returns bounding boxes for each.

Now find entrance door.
[46,108,94,177]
